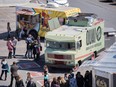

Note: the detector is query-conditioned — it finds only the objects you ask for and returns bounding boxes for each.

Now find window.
[46,41,75,50]
[77,40,82,49]
[58,18,65,25]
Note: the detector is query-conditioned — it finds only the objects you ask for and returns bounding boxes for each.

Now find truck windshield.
[46,41,75,50]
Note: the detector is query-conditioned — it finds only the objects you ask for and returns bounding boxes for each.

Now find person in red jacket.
[7,38,13,59]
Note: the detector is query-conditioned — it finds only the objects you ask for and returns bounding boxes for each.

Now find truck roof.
[98,42,116,63]
[68,13,97,20]
[16,3,80,13]
[46,25,86,37]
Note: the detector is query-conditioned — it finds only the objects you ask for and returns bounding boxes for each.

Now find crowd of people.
[6,34,42,60]
[0,59,37,87]
[42,67,92,87]
[0,58,92,87]
[6,22,42,60]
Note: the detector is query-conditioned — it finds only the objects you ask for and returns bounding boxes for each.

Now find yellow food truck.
[16,3,81,38]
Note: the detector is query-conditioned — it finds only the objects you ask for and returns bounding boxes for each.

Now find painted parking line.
[18,62,40,69]
[29,72,51,77]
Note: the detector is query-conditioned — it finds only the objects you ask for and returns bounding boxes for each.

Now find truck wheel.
[78,60,82,66]
[94,51,97,58]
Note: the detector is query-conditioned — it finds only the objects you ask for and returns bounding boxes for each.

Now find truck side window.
[80,40,82,47]
[77,40,82,49]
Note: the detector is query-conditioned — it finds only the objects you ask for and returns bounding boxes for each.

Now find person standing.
[51,77,60,87]
[69,74,77,87]
[44,71,50,87]
[12,37,18,58]
[60,77,67,87]
[25,34,34,58]
[33,40,40,60]
[26,78,37,87]
[15,75,25,87]
[7,38,13,59]
[0,59,9,80]
[9,62,19,87]
[25,72,32,84]
[76,72,84,87]
[89,70,92,87]
[84,70,90,87]
[7,22,11,39]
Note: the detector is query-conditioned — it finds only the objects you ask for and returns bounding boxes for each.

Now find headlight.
[66,61,74,65]
[45,59,49,63]
[46,59,54,63]
[70,61,74,64]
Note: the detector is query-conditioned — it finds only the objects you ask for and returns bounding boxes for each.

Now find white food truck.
[45,13,105,68]
[92,67,116,87]
[77,42,116,87]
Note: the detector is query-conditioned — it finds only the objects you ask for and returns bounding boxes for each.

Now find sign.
[96,26,102,41]
[86,26,102,46]
[95,75,109,87]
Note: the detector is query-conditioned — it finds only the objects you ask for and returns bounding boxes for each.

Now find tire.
[78,60,82,66]
[94,51,97,58]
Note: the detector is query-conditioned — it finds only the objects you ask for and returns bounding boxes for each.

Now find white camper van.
[77,42,116,87]
[45,13,105,68]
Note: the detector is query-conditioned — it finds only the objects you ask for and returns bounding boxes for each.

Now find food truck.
[16,3,81,38]
[92,67,116,87]
[77,42,116,87]
[45,13,105,68]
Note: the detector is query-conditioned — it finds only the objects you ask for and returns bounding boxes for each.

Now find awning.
[16,10,38,15]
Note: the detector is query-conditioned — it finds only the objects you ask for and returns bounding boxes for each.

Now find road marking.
[18,62,40,69]
[37,79,52,86]
[30,72,43,77]
[37,80,43,86]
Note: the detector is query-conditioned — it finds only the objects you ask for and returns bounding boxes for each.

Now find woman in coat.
[7,38,13,59]
[0,59,9,80]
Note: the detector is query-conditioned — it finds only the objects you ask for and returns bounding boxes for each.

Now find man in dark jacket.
[9,61,19,87]
[76,72,84,87]
[26,78,37,87]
